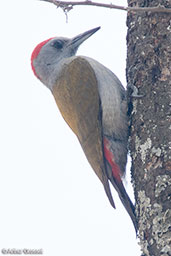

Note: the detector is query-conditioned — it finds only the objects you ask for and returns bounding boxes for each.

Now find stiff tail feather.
[111,176,138,233]
[103,137,137,233]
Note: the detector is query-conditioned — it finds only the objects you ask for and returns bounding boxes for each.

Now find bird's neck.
[37,56,77,91]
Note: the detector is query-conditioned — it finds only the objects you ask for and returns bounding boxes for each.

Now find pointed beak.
[70,26,101,50]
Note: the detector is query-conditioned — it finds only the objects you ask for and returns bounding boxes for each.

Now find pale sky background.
[0,0,141,255]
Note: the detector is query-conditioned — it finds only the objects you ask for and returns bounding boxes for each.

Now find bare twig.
[39,0,171,13]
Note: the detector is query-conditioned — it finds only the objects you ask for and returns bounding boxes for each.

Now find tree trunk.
[126,0,171,255]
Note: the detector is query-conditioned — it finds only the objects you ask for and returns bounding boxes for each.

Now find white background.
[0,0,141,255]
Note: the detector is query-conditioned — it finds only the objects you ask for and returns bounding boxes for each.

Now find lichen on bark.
[126,0,171,255]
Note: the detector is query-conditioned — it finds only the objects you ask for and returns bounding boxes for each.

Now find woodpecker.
[31,27,137,232]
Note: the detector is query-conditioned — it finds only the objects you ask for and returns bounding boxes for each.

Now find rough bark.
[126,0,171,255]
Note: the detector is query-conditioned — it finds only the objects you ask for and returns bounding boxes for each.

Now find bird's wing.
[52,57,115,207]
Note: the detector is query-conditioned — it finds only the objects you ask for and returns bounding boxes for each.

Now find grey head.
[31,27,100,89]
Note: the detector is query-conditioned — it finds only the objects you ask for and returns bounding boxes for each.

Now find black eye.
[52,40,64,49]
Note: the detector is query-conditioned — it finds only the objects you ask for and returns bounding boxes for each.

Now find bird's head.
[31,27,100,87]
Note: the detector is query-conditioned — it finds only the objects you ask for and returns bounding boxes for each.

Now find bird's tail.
[103,137,137,233]
[105,160,138,233]
[111,177,138,233]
